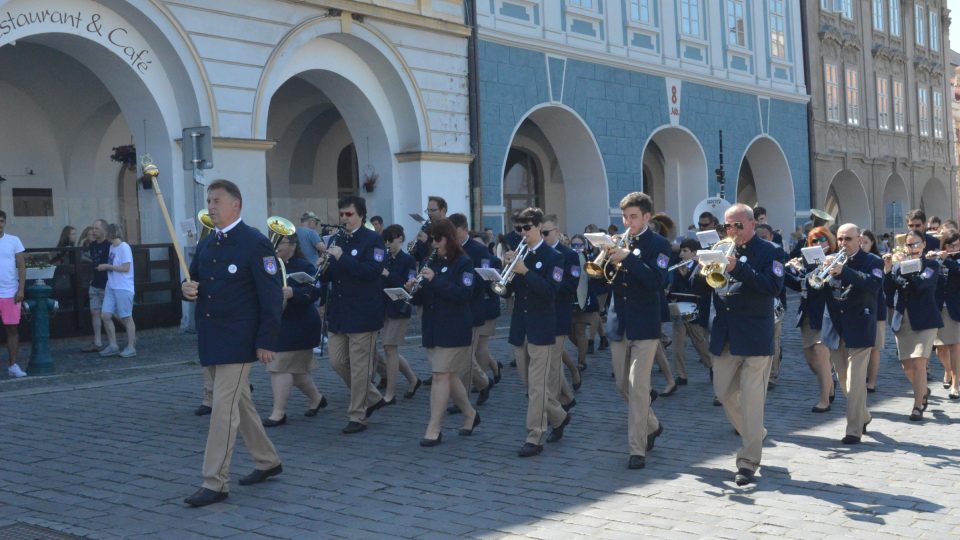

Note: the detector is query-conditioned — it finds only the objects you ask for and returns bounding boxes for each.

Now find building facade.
[475,0,810,236]
[0,0,471,249]
[803,0,957,232]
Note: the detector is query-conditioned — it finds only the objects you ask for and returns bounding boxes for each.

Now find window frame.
[825,62,841,123]
[680,0,702,38]
[872,0,885,31]
[933,90,944,139]
[929,10,939,51]
[890,0,901,37]
[877,76,890,130]
[845,68,860,126]
[918,86,930,137]
[893,80,905,132]
[726,0,747,48]
[915,4,925,47]
[769,0,787,59]
[629,0,655,26]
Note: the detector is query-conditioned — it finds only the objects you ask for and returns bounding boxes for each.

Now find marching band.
[183,186,957,506]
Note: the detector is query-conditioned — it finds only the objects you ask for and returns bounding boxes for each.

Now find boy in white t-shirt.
[96,223,137,358]
[0,211,26,377]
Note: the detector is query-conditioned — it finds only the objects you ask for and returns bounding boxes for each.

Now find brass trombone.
[267,216,296,285]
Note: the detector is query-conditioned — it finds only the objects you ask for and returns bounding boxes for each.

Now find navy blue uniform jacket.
[885,258,943,331]
[482,255,503,321]
[507,241,563,346]
[552,241,579,337]
[694,235,784,356]
[277,257,322,352]
[611,228,670,341]
[938,258,960,322]
[463,238,493,327]
[824,250,883,349]
[383,250,417,320]
[785,261,830,329]
[189,221,283,365]
[412,254,474,348]
[321,226,386,333]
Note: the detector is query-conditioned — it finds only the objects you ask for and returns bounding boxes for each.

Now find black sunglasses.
[723,222,744,230]
[519,223,534,231]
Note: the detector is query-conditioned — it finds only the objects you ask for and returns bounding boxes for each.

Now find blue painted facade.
[478,39,810,231]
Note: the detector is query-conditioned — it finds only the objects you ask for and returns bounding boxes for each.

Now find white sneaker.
[99,345,120,357]
[119,348,137,358]
[7,364,26,378]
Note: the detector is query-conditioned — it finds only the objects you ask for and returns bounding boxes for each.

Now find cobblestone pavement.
[0,310,958,539]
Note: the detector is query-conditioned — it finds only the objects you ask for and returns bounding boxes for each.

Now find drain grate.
[0,523,87,540]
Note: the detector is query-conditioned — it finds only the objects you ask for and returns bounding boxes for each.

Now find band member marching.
[668,239,712,384]
[501,207,570,457]
[605,192,668,470]
[541,214,581,411]
[380,225,422,402]
[449,214,493,407]
[824,224,883,444]
[931,231,960,400]
[692,203,783,486]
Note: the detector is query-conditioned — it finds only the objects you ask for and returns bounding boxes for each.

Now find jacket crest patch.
[373,248,384,262]
[552,266,563,282]
[571,265,581,278]
[656,253,669,269]
[462,273,474,286]
[772,261,784,277]
[263,256,278,275]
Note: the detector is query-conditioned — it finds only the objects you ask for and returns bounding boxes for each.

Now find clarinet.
[408,249,438,298]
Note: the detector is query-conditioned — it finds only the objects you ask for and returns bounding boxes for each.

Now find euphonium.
[585,234,628,281]
[492,240,529,297]
[267,216,296,285]
[197,209,215,241]
[807,251,848,289]
[701,237,737,289]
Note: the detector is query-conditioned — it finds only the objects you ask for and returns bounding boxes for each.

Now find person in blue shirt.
[883,229,941,421]
[261,234,326,427]
[407,219,479,446]
[930,231,960,400]
[378,225,423,402]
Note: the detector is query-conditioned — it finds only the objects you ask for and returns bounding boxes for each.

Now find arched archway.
[824,170,871,226]
[921,178,951,221]
[641,126,708,228]
[881,173,909,230]
[736,136,795,234]
[500,105,608,234]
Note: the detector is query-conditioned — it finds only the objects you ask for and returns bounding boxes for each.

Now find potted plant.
[25,260,56,284]
[362,168,378,193]
[110,145,137,170]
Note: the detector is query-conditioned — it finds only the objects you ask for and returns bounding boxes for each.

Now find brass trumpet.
[267,216,296,285]
[701,237,737,289]
[197,209,215,241]
[492,240,529,297]
[585,234,629,283]
[807,251,848,289]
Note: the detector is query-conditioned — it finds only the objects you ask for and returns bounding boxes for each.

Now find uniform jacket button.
[212,259,216,263]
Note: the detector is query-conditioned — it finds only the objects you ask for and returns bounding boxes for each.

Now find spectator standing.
[50,226,77,265]
[296,212,324,265]
[370,216,384,234]
[82,220,111,352]
[97,223,137,358]
[0,211,26,377]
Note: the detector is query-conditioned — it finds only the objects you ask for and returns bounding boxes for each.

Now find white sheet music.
[696,249,727,265]
[475,268,503,282]
[801,246,826,265]
[695,230,721,248]
[383,287,413,301]
[584,233,616,248]
[286,272,316,285]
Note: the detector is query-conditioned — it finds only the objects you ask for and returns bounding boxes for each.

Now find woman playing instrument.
[569,234,600,372]
[930,231,960,400]
[860,230,886,393]
[406,219,479,445]
[883,229,941,421]
[379,225,422,402]
[261,235,327,427]
[784,226,837,412]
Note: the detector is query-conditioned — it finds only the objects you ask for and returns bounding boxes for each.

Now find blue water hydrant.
[25,279,57,376]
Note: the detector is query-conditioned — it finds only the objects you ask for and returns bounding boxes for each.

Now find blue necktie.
[216,230,224,241]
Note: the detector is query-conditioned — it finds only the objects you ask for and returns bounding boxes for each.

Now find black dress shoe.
[184,487,227,507]
[734,468,754,486]
[342,421,367,434]
[709,368,714,382]
[628,455,645,470]
[863,418,871,435]
[384,397,397,407]
[262,415,286,427]
[447,404,462,415]
[459,412,481,436]
[194,405,212,416]
[573,377,582,391]
[829,382,836,403]
[305,396,328,417]
[922,387,931,411]
[650,389,659,403]
[562,399,577,412]
[676,377,688,386]
[660,384,678,397]
[493,361,504,384]
[867,386,877,394]
[404,379,423,399]
[587,339,595,354]
[423,376,433,386]
[477,378,492,406]
[365,399,387,419]
[420,432,443,447]
[646,423,664,452]
[510,360,517,367]
[841,435,861,445]
[949,392,960,400]
[811,405,831,413]
[376,378,387,391]
[767,381,777,391]
[578,363,587,372]
[546,414,571,443]
[238,464,282,485]
[517,442,543,457]
[598,336,609,350]
[713,396,722,407]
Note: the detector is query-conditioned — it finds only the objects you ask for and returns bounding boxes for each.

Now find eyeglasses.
[813,237,829,243]
[541,228,556,235]
[906,241,923,248]
[571,243,585,248]
[339,211,355,217]
[514,225,522,232]
[426,208,439,213]
[908,222,924,229]
[723,222,744,230]
[836,236,857,242]
[520,224,534,231]
[698,222,712,228]
[927,226,940,231]
[432,236,444,242]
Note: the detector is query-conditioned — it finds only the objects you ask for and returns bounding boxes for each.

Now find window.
[933,91,944,138]
[840,0,853,19]
[12,188,54,217]
[630,0,653,24]
[825,62,841,123]
[872,0,884,31]
[568,0,594,8]
[929,11,939,51]
[893,80,905,132]
[770,0,786,58]
[915,4,925,46]
[918,86,930,136]
[877,76,890,130]
[890,0,901,36]
[680,0,701,37]
[846,68,860,125]
[727,0,746,47]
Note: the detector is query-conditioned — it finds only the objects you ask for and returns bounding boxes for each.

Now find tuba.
[197,209,215,241]
[267,216,296,285]
[701,237,737,289]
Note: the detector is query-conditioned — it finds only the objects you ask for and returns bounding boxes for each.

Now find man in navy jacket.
[181,179,283,507]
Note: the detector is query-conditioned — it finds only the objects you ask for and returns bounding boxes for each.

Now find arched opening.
[881,173,909,230]
[824,170,871,226]
[501,105,607,234]
[921,178,950,222]
[641,127,708,229]
[736,136,795,234]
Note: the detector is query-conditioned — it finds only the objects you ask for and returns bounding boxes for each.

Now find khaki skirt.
[874,320,886,350]
[934,307,960,346]
[893,309,937,361]
[382,317,411,347]
[801,319,825,348]
[266,349,318,374]
[427,346,470,374]
[478,318,497,337]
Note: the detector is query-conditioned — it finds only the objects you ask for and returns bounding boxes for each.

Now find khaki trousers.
[572,311,598,366]
[553,336,575,405]
[609,338,660,456]
[831,343,872,437]
[770,320,783,383]
[328,331,382,423]
[671,321,711,379]
[713,347,772,473]
[201,365,214,407]
[201,362,280,492]
[514,341,567,444]
[461,326,491,392]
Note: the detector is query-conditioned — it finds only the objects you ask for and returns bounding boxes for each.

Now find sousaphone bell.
[197,209,215,241]
[267,216,297,285]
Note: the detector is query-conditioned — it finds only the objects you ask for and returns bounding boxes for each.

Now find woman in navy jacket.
[860,230,886,393]
[379,225,422,403]
[262,235,326,427]
[884,229,942,420]
[784,226,837,413]
[407,219,479,445]
[931,231,960,400]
